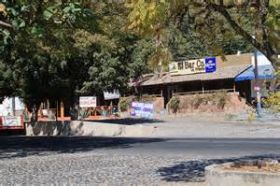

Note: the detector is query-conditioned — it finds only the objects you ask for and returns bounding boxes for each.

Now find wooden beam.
[60,101,64,119]
[0,20,12,28]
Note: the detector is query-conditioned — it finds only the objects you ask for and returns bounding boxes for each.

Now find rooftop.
[132,53,253,86]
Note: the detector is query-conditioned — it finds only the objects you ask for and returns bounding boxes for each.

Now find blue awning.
[235,65,275,82]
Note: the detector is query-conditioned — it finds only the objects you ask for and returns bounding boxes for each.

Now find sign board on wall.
[0,97,25,116]
[131,102,154,118]
[169,57,216,75]
[103,90,120,100]
[205,57,217,73]
[79,96,97,108]
[1,116,23,127]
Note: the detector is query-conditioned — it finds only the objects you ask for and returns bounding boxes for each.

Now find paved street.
[1,137,280,185]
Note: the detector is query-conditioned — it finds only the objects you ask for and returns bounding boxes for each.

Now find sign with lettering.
[103,90,120,100]
[169,57,216,75]
[79,96,97,108]
[2,116,23,127]
[205,57,216,73]
[131,102,154,118]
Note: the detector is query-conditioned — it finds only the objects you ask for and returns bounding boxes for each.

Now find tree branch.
[0,20,12,28]
[208,3,263,52]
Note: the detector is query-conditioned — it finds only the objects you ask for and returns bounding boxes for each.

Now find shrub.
[264,92,280,112]
[213,91,229,109]
[118,97,135,112]
[79,108,90,120]
[191,95,202,109]
[23,110,30,122]
[168,97,180,113]
[247,110,256,122]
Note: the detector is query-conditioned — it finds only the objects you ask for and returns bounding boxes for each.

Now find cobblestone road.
[0,137,208,186]
[1,137,280,186]
[0,153,194,186]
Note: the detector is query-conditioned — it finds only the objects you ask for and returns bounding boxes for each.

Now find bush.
[118,97,134,112]
[191,95,202,109]
[189,91,229,110]
[213,91,229,109]
[168,97,180,113]
[264,92,280,112]
[79,108,90,120]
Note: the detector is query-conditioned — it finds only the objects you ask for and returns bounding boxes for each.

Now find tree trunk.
[70,96,79,120]
[31,104,40,123]
[267,54,280,71]
[267,54,280,90]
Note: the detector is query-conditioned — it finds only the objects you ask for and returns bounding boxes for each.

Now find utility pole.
[254,50,262,117]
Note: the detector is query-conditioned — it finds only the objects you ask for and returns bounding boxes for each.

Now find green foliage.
[0,0,279,121]
[191,91,229,110]
[78,108,91,120]
[212,91,229,109]
[130,39,155,78]
[126,0,169,36]
[118,97,134,112]
[192,95,207,109]
[265,92,280,112]
[126,0,280,69]
[0,1,142,118]
[247,110,256,123]
[81,52,129,94]
[168,97,180,114]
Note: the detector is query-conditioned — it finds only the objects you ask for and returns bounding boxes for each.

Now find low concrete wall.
[25,120,157,137]
[206,163,280,186]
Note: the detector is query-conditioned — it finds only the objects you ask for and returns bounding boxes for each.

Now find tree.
[126,0,172,74]
[126,0,280,71]
[0,1,144,121]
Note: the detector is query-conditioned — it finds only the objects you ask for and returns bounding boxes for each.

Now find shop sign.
[103,90,120,100]
[131,102,154,118]
[79,96,97,108]
[169,57,216,75]
[2,116,22,127]
[205,57,216,73]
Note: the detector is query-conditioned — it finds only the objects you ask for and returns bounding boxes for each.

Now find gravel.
[0,151,196,186]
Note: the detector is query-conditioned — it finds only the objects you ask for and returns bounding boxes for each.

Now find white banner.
[104,90,120,100]
[79,96,97,108]
[169,58,208,75]
[2,116,22,127]
[131,102,154,118]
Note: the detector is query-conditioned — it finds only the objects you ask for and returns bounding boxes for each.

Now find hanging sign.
[103,90,120,100]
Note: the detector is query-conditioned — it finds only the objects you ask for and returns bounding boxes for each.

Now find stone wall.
[176,92,250,114]
[152,97,164,113]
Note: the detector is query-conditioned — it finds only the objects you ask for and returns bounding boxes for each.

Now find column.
[60,101,64,119]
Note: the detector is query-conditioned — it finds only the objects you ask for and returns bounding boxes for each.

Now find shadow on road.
[84,118,164,125]
[0,136,164,160]
[157,154,280,183]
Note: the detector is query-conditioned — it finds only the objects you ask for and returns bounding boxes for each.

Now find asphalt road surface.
[1,137,280,185]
